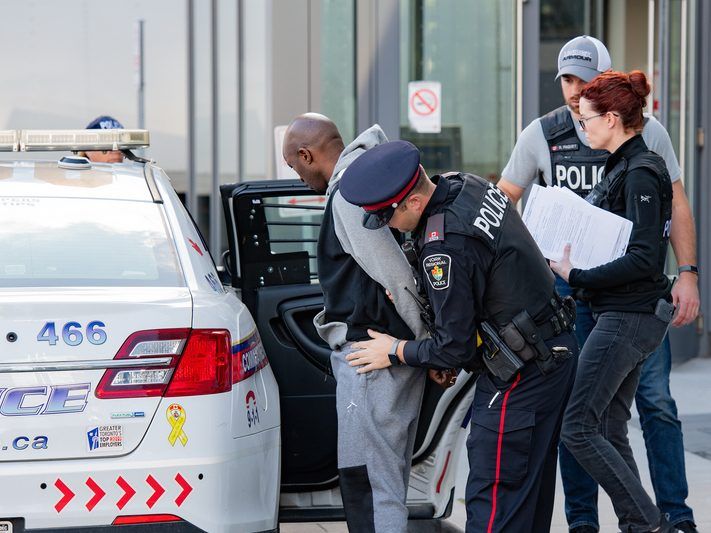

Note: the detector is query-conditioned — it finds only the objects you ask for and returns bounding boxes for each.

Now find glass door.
[399,0,517,181]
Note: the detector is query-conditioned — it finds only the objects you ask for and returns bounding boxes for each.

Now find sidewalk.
[447,356,711,532]
[283,357,711,532]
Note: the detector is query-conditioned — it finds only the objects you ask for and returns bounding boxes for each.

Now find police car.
[0,130,477,532]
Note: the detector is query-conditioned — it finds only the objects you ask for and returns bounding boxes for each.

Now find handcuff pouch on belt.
[557,294,577,329]
[479,296,576,381]
[479,320,525,382]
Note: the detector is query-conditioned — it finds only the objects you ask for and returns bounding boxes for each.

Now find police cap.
[340,140,421,229]
[86,115,124,130]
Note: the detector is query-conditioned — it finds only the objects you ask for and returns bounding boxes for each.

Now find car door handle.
[279,302,333,373]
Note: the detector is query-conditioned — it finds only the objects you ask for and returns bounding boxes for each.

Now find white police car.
[0,130,476,532]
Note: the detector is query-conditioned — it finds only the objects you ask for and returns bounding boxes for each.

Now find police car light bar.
[19,129,150,152]
[0,130,19,152]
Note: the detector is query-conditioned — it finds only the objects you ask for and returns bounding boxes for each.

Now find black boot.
[674,521,698,533]
[652,516,681,533]
[570,527,598,533]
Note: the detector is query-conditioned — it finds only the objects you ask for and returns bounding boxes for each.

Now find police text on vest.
[473,184,508,240]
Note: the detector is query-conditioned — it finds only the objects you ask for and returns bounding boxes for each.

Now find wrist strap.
[389,339,402,366]
[678,265,699,275]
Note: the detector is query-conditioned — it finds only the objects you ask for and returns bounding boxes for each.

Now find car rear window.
[0,197,185,287]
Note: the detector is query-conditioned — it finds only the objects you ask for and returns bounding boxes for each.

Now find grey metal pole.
[187,0,197,216]
[355,0,400,139]
[658,0,670,128]
[236,0,243,181]
[210,0,221,256]
[696,0,711,356]
[137,20,145,129]
[520,0,540,130]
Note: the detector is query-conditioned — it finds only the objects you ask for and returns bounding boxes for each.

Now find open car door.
[221,179,477,523]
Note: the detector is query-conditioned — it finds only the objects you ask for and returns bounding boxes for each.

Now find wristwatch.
[678,265,699,276]
[388,339,403,366]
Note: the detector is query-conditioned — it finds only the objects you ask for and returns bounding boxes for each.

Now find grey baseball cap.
[556,35,612,82]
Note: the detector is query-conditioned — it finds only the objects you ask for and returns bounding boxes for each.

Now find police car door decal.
[424,254,451,290]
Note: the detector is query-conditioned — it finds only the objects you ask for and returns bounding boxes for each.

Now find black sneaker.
[570,527,598,533]
[655,516,682,532]
[674,521,698,533]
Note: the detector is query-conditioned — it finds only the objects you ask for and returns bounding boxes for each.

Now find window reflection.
[400,0,515,180]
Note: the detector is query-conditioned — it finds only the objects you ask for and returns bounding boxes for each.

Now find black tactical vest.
[540,105,608,197]
[317,183,415,342]
[586,150,674,279]
[431,174,556,329]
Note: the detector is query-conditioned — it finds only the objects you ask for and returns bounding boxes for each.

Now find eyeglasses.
[362,206,395,229]
[578,112,619,131]
[578,113,606,130]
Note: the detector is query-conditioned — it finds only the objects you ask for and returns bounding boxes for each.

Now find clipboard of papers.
[521,184,633,270]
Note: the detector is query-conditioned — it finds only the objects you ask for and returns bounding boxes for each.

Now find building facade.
[237,0,710,361]
[0,0,708,359]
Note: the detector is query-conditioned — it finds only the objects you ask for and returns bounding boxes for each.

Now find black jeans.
[560,311,670,533]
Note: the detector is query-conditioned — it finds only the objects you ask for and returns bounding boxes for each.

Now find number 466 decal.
[37,321,107,346]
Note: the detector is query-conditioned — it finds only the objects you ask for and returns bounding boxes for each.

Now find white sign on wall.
[273,124,324,218]
[273,125,300,179]
[408,81,441,133]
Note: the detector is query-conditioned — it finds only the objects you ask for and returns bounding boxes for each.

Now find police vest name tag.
[423,254,451,290]
[550,143,579,152]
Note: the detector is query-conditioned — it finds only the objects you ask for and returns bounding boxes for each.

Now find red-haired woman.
[551,70,676,533]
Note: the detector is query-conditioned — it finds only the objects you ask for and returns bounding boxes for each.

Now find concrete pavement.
[283,356,711,532]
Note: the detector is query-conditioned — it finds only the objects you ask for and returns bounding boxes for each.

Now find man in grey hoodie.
[283,113,431,532]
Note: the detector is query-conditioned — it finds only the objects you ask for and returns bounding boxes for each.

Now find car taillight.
[232,330,269,383]
[165,329,232,397]
[95,329,232,399]
[95,329,188,399]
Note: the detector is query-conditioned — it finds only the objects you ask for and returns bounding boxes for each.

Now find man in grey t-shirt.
[501,108,680,191]
[498,36,699,533]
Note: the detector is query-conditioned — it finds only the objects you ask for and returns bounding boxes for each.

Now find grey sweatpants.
[332,342,426,533]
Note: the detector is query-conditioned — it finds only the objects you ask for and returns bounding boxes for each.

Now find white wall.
[0,0,242,193]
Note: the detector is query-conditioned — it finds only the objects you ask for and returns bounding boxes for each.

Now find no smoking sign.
[408,81,441,133]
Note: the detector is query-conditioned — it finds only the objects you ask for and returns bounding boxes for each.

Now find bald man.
[283,114,428,532]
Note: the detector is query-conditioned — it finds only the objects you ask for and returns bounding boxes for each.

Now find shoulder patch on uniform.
[423,253,451,290]
[424,213,445,244]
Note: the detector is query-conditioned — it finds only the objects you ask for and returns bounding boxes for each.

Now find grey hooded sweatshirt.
[314,124,428,348]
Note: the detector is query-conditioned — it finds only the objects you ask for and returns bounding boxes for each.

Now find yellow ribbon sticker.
[167,403,188,447]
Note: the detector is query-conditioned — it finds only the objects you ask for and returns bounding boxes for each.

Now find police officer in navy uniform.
[81,115,125,163]
[341,140,578,533]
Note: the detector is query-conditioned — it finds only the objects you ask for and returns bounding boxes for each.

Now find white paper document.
[522,185,633,270]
